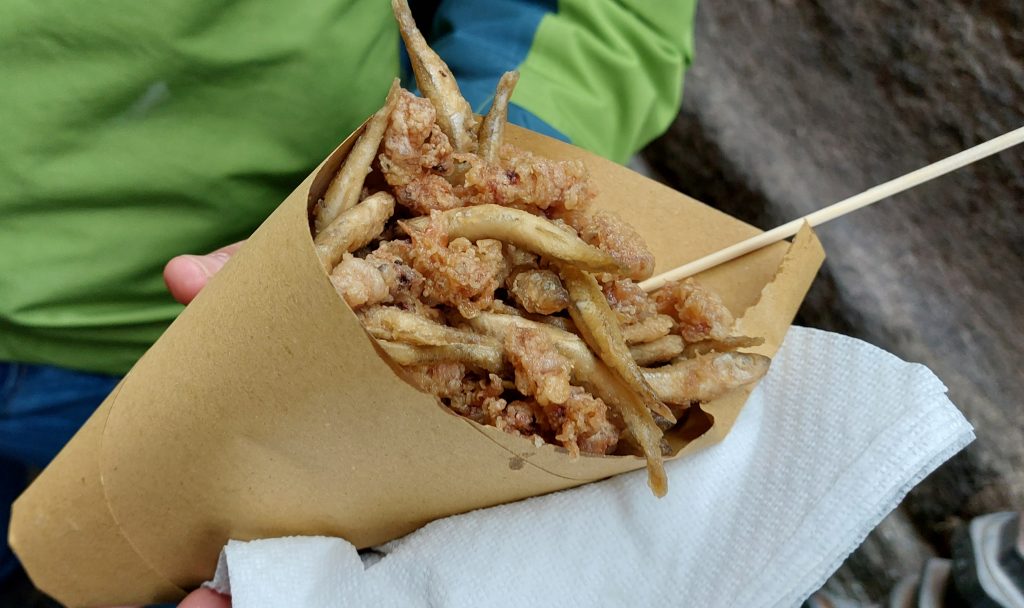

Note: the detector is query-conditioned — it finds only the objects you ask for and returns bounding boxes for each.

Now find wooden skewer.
[639,125,1024,292]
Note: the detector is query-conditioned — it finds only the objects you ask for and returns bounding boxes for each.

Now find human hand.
[163,242,244,305]
[178,588,231,608]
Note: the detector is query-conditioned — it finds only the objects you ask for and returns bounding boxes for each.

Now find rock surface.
[641,0,1024,602]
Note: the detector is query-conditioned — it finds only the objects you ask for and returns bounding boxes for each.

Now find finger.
[178,588,231,608]
[163,241,244,305]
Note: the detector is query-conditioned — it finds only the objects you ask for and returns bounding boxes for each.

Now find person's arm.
[425,0,698,163]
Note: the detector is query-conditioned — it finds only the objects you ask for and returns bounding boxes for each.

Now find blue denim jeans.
[0,362,120,582]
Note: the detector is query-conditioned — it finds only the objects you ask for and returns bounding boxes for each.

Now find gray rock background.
[640,0,1023,602]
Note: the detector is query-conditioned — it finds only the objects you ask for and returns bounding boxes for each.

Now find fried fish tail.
[478,70,520,164]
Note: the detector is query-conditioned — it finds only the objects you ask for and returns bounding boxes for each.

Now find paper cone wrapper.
[10,125,824,607]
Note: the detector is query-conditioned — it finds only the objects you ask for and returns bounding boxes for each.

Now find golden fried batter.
[406,212,508,318]
[484,389,619,457]
[509,269,570,315]
[380,91,451,183]
[399,361,467,398]
[504,326,573,406]
[629,335,685,366]
[315,71,769,491]
[642,352,770,403]
[402,205,621,274]
[457,146,594,212]
[548,387,619,457]
[682,336,764,358]
[447,373,504,424]
[378,340,506,374]
[379,90,461,212]
[621,314,675,345]
[602,278,657,325]
[486,399,543,438]
[478,71,519,164]
[330,254,390,310]
[315,192,396,271]
[390,173,462,214]
[392,0,478,154]
[654,278,735,343]
[504,244,539,271]
[315,80,400,233]
[563,209,655,281]
[363,240,437,319]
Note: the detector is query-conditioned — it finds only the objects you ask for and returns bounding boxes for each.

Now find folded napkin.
[205,327,974,608]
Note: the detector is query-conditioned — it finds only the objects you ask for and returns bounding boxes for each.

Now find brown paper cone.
[9,125,824,607]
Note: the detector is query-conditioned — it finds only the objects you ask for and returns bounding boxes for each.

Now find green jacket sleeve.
[513,0,698,163]
[427,0,698,163]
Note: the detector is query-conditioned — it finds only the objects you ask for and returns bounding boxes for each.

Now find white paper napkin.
[204,327,974,608]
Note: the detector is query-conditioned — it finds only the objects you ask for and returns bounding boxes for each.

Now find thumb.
[164,242,244,305]
[178,588,231,608]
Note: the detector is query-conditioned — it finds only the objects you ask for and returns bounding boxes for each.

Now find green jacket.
[0,0,696,375]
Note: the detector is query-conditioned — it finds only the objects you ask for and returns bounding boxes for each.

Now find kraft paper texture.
[10,124,824,607]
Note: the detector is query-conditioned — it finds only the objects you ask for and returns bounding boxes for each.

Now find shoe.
[951,511,1024,608]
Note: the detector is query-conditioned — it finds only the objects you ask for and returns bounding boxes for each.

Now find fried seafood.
[309,12,773,497]
[377,340,506,374]
[393,174,463,215]
[446,373,504,424]
[682,336,764,358]
[556,387,620,457]
[642,352,771,404]
[532,314,576,333]
[362,240,434,317]
[331,255,390,309]
[508,269,570,314]
[315,191,395,270]
[380,90,454,185]
[478,71,519,164]
[403,205,621,274]
[397,361,467,399]
[467,312,666,493]
[561,209,655,281]
[360,306,495,347]
[559,264,675,423]
[404,213,507,318]
[602,278,658,325]
[458,147,594,212]
[315,80,401,233]
[486,398,544,438]
[654,278,735,343]
[378,91,461,213]
[391,0,478,154]
[621,314,675,345]
[504,326,573,406]
[629,335,685,367]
